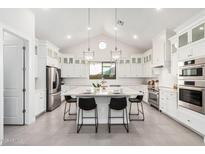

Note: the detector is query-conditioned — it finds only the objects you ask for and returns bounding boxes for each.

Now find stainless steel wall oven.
[179,58,205,80]
[178,82,205,114]
[178,57,205,114]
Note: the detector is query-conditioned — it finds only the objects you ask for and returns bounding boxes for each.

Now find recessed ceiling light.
[199,27,204,30]
[87,27,92,31]
[156,8,162,11]
[114,27,118,31]
[133,35,139,40]
[67,35,72,39]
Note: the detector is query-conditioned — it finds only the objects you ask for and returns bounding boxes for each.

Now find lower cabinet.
[178,107,205,135]
[159,89,177,116]
[160,88,205,137]
[35,90,46,116]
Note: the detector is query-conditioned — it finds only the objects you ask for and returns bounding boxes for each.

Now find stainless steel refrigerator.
[46,66,61,111]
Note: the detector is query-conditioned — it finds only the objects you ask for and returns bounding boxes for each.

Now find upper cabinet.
[152,29,175,68]
[38,40,61,68]
[61,56,87,78]
[177,21,205,61]
[178,32,188,47]
[143,49,153,77]
[169,35,178,77]
[192,23,205,43]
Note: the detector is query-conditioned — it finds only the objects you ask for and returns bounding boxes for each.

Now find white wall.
[0,8,35,144]
[61,34,145,86]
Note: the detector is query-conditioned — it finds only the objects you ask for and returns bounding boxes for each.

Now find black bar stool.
[77,97,98,133]
[129,95,145,121]
[63,95,77,121]
[108,97,129,133]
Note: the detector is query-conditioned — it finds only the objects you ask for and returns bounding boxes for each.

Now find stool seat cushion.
[79,98,97,110]
[129,98,141,103]
[66,98,77,103]
[65,95,77,103]
[109,97,127,110]
[129,95,143,103]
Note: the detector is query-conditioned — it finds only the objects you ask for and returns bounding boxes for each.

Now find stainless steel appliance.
[178,80,205,114]
[46,66,61,111]
[179,58,205,80]
[148,89,159,109]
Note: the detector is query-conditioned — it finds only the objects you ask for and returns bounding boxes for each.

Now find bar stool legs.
[63,102,77,121]
[77,107,98,133]
[129,102,145,121]
[108,107,129,133]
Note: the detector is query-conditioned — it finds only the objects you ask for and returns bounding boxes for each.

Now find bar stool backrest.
[136,95,143,102]
[79,97,96,110]
[65,95,72,101]
[110,97,127,110]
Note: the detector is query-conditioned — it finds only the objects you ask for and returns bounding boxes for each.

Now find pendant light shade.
[111,8,121,61]
[84,8,94,61]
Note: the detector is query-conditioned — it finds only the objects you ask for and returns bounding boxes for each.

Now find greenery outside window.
[89,62,116,79]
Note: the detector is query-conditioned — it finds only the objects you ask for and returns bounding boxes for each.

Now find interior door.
[3,35,25,125]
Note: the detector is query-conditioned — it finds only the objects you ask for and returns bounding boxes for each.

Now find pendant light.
[111,8,121,61]
[83,8,94,61]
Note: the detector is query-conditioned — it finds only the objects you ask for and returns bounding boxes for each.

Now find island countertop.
[61,86,141,97]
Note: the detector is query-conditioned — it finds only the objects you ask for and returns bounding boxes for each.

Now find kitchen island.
[62,86,142,124]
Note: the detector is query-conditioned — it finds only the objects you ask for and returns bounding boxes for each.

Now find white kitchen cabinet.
[143,49,153,77]
[159,88,177,118]
[160,87,205,137]
[61,57,87,78]
[169,35,178,76]
[130,56,143,77]
[35,90,46,116]
[192,40,205,58]
[38,40,60,68]
[152,29,175,68]
[178,32,189,48]
[178,107,205,135]
[118,59,131,78]
[118,56,144,78]
[178,39,205,61]
[178,45,193,61]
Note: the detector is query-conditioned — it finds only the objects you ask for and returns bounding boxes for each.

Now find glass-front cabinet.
[178,32,188,48]
[178,22,205,48]
[192,23,205,43]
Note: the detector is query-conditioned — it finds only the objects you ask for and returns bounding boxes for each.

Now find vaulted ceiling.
[31,8,204,51]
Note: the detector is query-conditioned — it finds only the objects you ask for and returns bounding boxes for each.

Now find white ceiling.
[31,8,204,51]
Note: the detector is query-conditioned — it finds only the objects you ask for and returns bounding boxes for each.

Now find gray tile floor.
[3,102,205,146]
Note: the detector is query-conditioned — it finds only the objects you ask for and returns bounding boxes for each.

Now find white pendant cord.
[88,8,90,52]
[115,8,117,51]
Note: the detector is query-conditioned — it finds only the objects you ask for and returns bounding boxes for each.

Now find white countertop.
[62,86,142,97]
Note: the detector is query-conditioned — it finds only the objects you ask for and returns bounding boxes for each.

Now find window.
[89,62,116,79]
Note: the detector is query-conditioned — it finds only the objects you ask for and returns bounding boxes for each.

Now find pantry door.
[3,32,25,125]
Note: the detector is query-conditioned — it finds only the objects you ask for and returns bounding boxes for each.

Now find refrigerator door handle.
[55,69,60,91]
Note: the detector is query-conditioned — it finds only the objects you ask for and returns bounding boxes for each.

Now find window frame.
[89,61,116,80]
